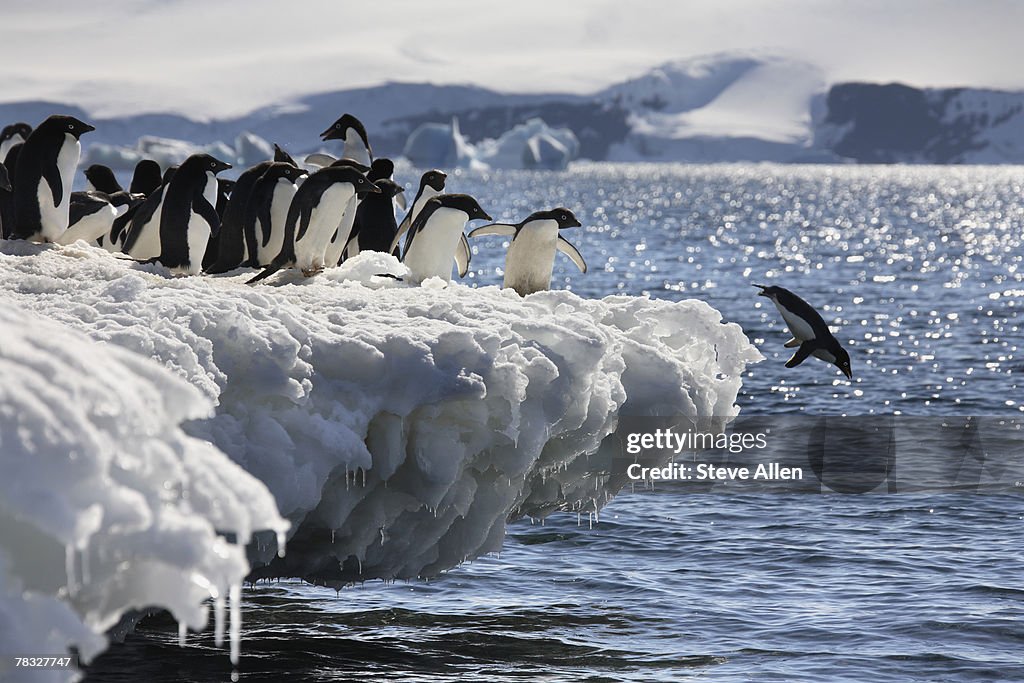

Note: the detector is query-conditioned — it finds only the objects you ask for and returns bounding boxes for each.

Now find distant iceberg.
[403,117,580,170]
[0,241,760,675]
[85,131,276,171]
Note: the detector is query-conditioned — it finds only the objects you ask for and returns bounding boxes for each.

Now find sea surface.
[86,164,1024,682]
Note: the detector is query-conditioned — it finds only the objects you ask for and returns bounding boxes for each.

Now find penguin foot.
[301,267,323,277]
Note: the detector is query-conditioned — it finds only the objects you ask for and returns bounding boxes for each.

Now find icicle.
[276,529,287,558]
[65,544,77,596]
[380,527,386,545]
[214,594,226,647]
[357,557,362,575]
[345,468,350,491]
[331,529,336,544]
[178,621,187,647]
[229,584,241,666]
[360,468,366,488]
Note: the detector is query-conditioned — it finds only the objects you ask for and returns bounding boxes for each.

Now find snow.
[0,240,758,597]
[0,288,287,680]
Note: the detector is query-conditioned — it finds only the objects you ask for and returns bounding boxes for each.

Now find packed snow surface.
[0,238,759,672]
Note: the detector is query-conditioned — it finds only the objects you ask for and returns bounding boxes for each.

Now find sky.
[2,0,1023,118]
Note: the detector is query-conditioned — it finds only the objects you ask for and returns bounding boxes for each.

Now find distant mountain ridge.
[3,53,1024,165]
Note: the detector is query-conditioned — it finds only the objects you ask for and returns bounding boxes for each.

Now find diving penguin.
[468,208,587,296]
[401,193,491,283]
[754,284,853,379]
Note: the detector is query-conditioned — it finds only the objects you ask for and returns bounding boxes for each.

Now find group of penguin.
[0,113,587,296]
[0,115,852,379]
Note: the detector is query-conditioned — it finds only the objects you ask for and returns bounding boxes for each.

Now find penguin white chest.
[57,204,117,245]
[36,133,81,241]
[503,219,559,296]
[772,299,817,341]
[323,193,360,267]
[260,179,298,265]
[295,183,355,271]
[343,128,371,167]
[403,207,467,282]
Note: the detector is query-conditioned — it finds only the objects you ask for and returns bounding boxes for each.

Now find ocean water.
[85,164,1024,682]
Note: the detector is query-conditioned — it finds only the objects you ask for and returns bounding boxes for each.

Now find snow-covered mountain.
[3,53,1024,165]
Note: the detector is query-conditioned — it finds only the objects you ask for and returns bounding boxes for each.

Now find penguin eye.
[561,215,567,220]
[336,123,342,129]
[67,124,74,130]
[358,178,363,183]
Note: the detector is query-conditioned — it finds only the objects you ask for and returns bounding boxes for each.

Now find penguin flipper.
[193,196,220,236]
[784,337,802,348]
[43,162,64,209]
[246,259,284,285]
[305,153,336,168]
[467,223,517,238]
[455,233,471,278]
[395,190,407,212]
[295,202,315,241]
[556,236,587,273]
[785,341,819,368]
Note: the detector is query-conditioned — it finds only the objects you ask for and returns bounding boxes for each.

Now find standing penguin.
[468,208,587,296]
[391,169,447,255]
[754,284,853,379]
[244,162,307,267]
[247,165,379,284]
[345,178,403,256]
[320,113,373,167]
[129,159,163,196]
[57,191,140,246]
[0,122,31,161]
[11,115,95,243]
[401,193,491,283]
[84,164,122,193]
[204,160,274,273]
[321,158,373,268]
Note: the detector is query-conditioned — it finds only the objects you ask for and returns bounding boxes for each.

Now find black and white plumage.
[468,208,586,296]
[243,162,307,267]
[11,115,95,243]
[754,284,853,379]
[391,169,446,255]
[204,161,274,273]
[345,178,403,256]
[247,165,380,284]
[83,164,122,193]
[0,122,31,161]
[58,190,140,246]
[402,193,491,283]
[320,113,373,167]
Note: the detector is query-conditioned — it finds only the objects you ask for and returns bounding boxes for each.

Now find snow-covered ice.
[0,238,759,672]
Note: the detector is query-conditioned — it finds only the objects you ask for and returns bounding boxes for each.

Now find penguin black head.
[0,164,10,192]
[320,113,371,151]
[218,178,236,194]
[185,154,232,175]
[371,178,403,198]
[421,169,447,191]
[368,158,394,182]
[260,161,306,183]
[435,193,493,222]
[84,164,122,193]
[753,283,782,299]
[130,159,163,195]
[527,207,581,229]
[834,346,853,380]
[42,114,95,139]
[322,164,380,195]
[273,143,296,166]
[1,122,32,143]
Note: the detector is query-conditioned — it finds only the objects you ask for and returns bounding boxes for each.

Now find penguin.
[204,161,274,273]
[320,113,373,166]
[754,284,853,379]
[202,177,236,268]
[0,164,10,192]
[273,144,296,165]
[244,162,307,267]
[11,115,95,243]
[468,208,586,296]
[1,143,24,239]
[345,178,403,256]
[0,122,31,161]
[130,159,162,196]
[391,169,447,256]
[401,193,491,283]
[57,191,139,246]
[247,165,379,284]
[122,153,230,273]
[321,158,375,267]
[83,164,122,193]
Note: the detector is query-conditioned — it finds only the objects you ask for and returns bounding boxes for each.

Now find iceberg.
[84,131,277,172]
[403,117,580,171]
[0,240,759,672]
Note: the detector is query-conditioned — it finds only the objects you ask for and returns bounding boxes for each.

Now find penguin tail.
[247,261,283,285]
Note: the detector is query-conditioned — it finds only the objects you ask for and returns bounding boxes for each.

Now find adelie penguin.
[469,208,587,296]
[84,164,123,193]
[247,165,380,284]
[0,122,31,161]
[754,284,853,379]
[345,178,404,257]
[402,193,492,283]
[320,113,373,167]
[11,115,95,243]
[244,162,307,267]
[391,169,447,256]
[205,160,275,272]
[58,190,141,246]
[122,153,231,274]
[130,159,163,196]
[322,158,376,268]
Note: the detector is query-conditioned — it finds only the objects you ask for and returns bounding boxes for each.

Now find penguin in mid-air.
[84,164,123,193]
[391,169,447,255]
[243,162,307,267]
[122,153,230,273]
[58,191,140,246]
[320,113,373,167]
[130,159,163,196]
[401,193,491,283]
[0,122,31,160]
[468,208,587,296]
[247,165,380,284]
[754,284,853,379]
[11,115,95,243]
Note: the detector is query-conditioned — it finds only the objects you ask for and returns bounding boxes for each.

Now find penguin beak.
[479,210,494,221]
[82,123,96,134]
[560,218,582,229]
[842,367,853,380]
